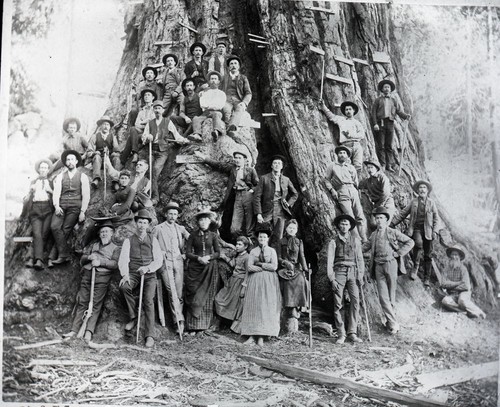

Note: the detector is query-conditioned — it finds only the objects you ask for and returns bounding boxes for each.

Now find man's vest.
[129,233,154,272]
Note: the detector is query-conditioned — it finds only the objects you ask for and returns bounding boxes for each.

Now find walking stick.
[148,141,153,198]
[136,274,145,344]
[398,119,410,176]
[308,263,313,348]
[157,279,166,327]
[103,151,107,201]
[77,267,96,338]
[358,280,372,342]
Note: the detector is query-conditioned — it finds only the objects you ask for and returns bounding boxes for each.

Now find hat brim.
[340,102,359,116]
[207,70,222,81]
[233,151,247,159]
[165,205,181,213]
[134,215,153,222]
[61,150,83,167]
[195,210,215,219]
[363,160,381,171]
[142,66,158,79]
[335,146,351,157]
[97,119,115,128]
[140,89,157,101]
[63,117,81,133]
[378,80,396,92]
[446,247,465,261]
[412,181,432,193]
[333,214,356,230]
[226,56,242,67]
[34,158,53,173]
[162,54,178,66]
[190,42,207,55]
[372,211,391,221]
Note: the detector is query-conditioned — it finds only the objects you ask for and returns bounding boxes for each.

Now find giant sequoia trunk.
[4,0,496,336]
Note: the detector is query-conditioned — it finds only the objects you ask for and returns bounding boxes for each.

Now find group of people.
[22,39,486,347]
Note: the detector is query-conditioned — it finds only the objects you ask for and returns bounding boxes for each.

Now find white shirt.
[199,88,226,111]
[52,168,90,212]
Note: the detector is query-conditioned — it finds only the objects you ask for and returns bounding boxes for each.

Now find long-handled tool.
[148,142,153,198]
[77,267,96,338]
[164,254,184,341]
[136,274,145,344]
[157,279,166,327]
[398,119,410,176]
[103,150,107,201]
[308,263,313,348]
[309,44,326,100]
[358,279,371,342]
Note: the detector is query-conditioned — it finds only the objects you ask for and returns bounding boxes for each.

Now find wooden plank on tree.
[239,355,448,407]
[28,359,98,367]
[416,361,498,392]
[176,155,204,164]
[325,73,352,85]
[372,51,391,64]
[179,22,198,34]
[248,33,267,41]
[13,237,33,243]
[154,41,175,46]
[148,63,164,69]
[309,44,325,56]
[334,55,354,66]
[14,339,62,350]
[248,38,269,45]
[262,113,277,117]
[353,57,370,66]
[305,6,336,14]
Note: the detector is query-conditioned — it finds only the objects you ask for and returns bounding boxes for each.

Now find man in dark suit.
[195,149,259,239]
[221,55,252,133]
[184,42,209,86]
[253,155,298,244]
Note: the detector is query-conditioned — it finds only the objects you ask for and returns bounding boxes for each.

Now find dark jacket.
[147,118,178,152]
[371,95,409,124]
[184,59,209,81]
[391,197,439,240]
[253,172,298,218]
[221,73,252,105]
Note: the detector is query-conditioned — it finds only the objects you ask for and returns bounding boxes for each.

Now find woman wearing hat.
[240,223,282,346]
[184,209,221,334]
[371,79,411,172]
[440,246,485,318]
[160,54,183,115]
[276,219,309,334]
[184,42,209,83]
[24,158,54,270]
[319,100,366,173]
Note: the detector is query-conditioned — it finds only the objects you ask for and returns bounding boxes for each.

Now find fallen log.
[29,359,98,367]
[415,361,498,392]
[239,355,448,407]
[14,339,62,350]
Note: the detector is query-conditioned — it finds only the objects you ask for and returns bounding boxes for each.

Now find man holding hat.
[25,158,54,270]
[208,39,229,78]
[86,115,116,189]
[152,201,190,331]
[119,209,163,347]
[371,79,411,172]
[325,146,368,242]
[359,158,395,221]
[254,155,298,244]
[192,71,227,141]
[170,78,203,139]
[440,245,486,318]
[391,180,440,285]
[121,89,157,164]
[221,55,252,132]
[363,207,414,334]
[184,42,209,84]
[50,150,90,265]
[160,54,183,115]
[195,148,259,239]
[319,100,366,173]
[63,220,120,341]
[327,214,365,343]
[136,66,163,108]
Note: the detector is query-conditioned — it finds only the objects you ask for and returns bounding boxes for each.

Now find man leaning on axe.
[118,209,163,347]
[63,220,120,342]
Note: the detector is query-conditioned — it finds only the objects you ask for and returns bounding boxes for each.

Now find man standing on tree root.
[160,54,183,116]
[254,155,298,245]
[119,210,163,347]
[319,100,366,174]
[152,201,190,334]
[363,207,414,335]
[325,146,368,242]
[63,221,120,342]
[440,245,486,318]
[87,115,115,189]
[371,79,410,172]
[391,180,440,286]
[327,214,365,344]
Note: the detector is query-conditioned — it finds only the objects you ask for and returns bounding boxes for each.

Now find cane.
[103,151,107,201]
[308,263,313,348]
[148,141,153,198]
[136,274,145,344]
[358,280,372,342]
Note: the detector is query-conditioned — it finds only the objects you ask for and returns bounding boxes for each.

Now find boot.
[423,260,432,287]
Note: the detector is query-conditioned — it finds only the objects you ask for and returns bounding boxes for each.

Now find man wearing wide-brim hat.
[24,158,54,270]
[136,66,163,108]
[254,154,298,244]
[192,70,227,141]
[50,150,90,265]
[359,158,396,222]
[209,39,229,78]
[152,201,191,332]
[161,54,183,116]
[325,145,368,242]
[327,214,365,343]
[391,180,440,285]
[221,55,252,133]
[362,206,414,335]
[63,220,120,342]
[440,245,486,318]
[118,209,163,347]
[371,79,411,172]
[170,77,204,139]
[184,42,209,83]
[195,147,259,239]
[86,115,116,189]
[319,99,366,173]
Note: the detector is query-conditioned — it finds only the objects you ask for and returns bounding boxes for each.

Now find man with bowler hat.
[119,209,163,347]
[371,79,411,172]
[50,150,90,265]
[319,100,366,173]
[160,54,183,115]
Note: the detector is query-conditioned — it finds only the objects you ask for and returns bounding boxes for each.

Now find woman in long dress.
[277,219,309,334]
[240,224,282,346]
[184,210,221,334]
